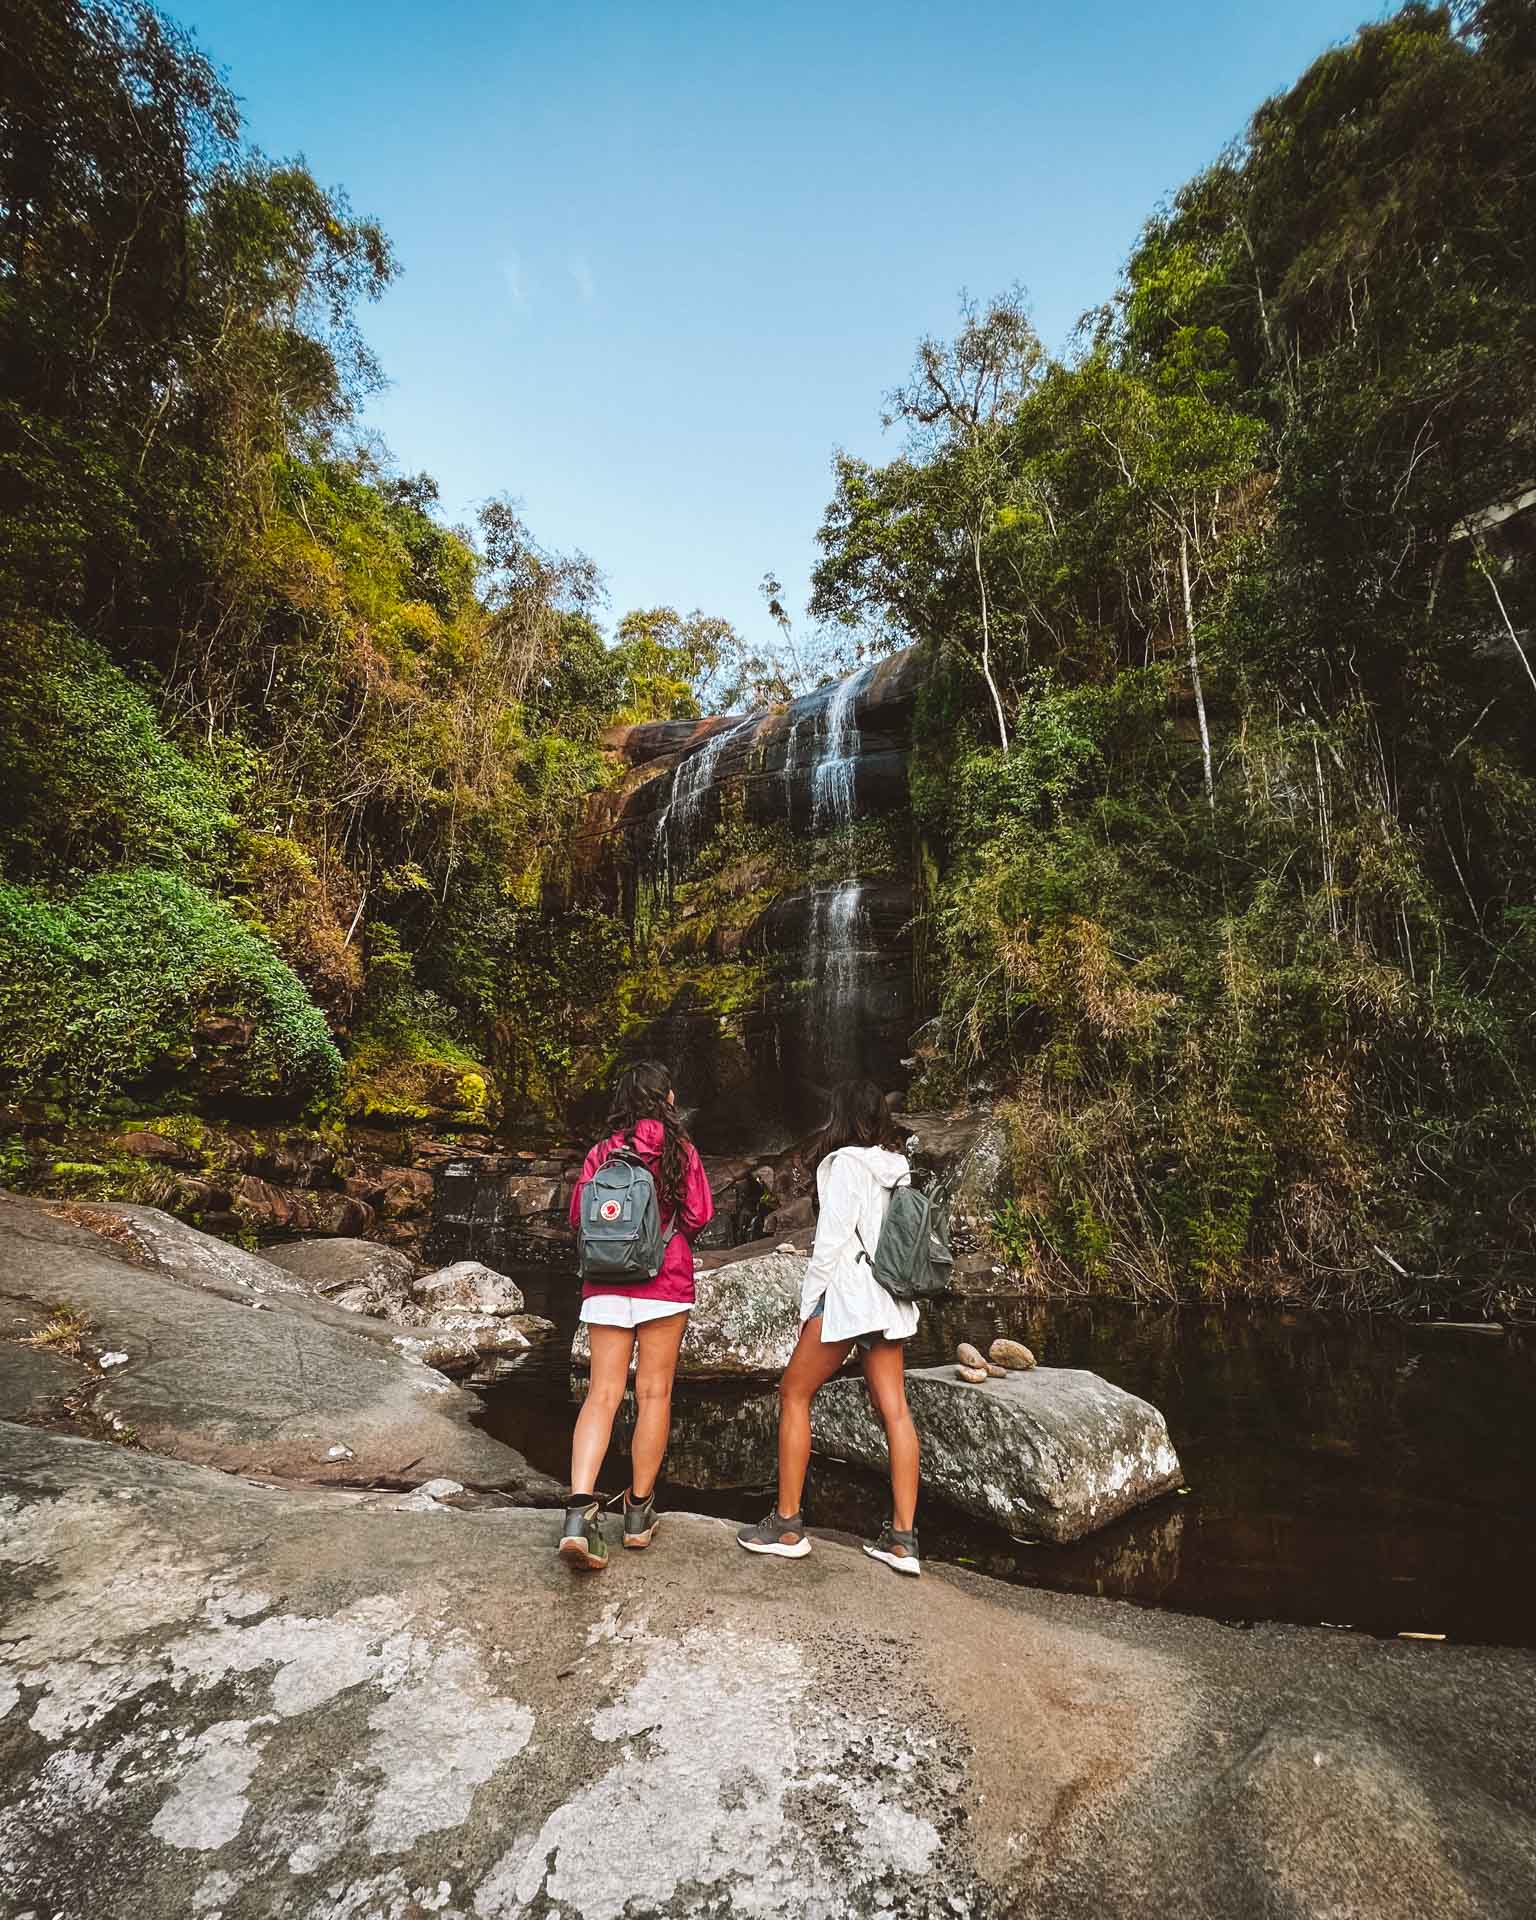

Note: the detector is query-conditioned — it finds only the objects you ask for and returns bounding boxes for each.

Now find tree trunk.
[1180,526,1214,813]
[973,520,1010,754]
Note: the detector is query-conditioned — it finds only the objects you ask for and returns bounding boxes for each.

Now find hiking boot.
[862,1520,921,1577]
[736,1509,811,1559]
[558,1496,608,1571]
[623,1488,659,1549]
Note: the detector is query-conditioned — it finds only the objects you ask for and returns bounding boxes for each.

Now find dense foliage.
[0,0,738,1119]
[814,1,1536,1311]
[5,0,1534,1314]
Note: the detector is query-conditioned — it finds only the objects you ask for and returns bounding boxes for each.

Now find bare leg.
[861,1339,919,1537]
[569,1324,635,1494]
[629,1310,689,1499]
[776,1316,855,1518]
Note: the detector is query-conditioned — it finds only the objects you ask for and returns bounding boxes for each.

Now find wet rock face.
[574,651,925,1147]
[812,1366,1184,1543]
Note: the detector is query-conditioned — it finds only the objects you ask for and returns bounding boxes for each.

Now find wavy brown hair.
[810,1079,904,1176]
[605,1059,691,1206]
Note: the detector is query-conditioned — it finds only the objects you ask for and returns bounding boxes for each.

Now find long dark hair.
[605,1058,691,1206]
[810,1078,904,1176]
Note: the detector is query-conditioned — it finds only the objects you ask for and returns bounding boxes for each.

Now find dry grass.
[21,1308,90,1359]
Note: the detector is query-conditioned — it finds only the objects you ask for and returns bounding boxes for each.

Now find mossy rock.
[343,1028,498,1128]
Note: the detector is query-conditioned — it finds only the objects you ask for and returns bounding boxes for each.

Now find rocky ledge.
[0,1191,559,1500]
[3,1425,1535,1919]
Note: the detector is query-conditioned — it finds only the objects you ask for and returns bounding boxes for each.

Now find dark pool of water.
[477,1269,1536,1646]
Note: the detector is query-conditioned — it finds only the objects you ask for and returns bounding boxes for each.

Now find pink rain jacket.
[569,1116,714,1305]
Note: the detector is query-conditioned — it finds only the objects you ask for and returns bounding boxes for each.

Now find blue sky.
[183,0,1385,662]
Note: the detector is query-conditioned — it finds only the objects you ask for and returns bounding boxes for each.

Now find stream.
[477,1271,1536,1646]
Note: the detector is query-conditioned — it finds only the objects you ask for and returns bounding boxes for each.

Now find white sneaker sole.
[738,1535,812,1559]
[863,1544,921,1577]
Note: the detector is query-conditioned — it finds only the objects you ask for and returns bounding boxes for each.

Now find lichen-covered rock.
[811,1366,1182,1543]
[411,1260,526,1318]
[572,1250,803,1377]
[7,1423,1535,1920]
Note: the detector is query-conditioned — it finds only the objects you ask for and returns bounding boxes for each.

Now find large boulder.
[0,1191,559,1499]
[263,1236,416,1316]
[4,1424,1536,1920]
[812,1365,1183,1543]
[410,1259,526,1318]
[571,1249,805,1377]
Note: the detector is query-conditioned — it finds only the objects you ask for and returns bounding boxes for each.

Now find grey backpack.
[856,1177,955,1302]
[578,1149,669,1281]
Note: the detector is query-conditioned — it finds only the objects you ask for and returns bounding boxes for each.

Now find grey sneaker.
[863,1521,921,1577]
[736,1509,811,1559]
[623,1488,659,1549]
[558,1496,608,1571]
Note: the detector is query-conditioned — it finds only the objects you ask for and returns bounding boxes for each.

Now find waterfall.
[804,662,878,1079]
[810,663,872,833]
[651,716,754,880]
[809,879,867,1079]
[782,705,812,814]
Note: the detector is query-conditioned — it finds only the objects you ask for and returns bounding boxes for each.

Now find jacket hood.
[831,1144,911,1188]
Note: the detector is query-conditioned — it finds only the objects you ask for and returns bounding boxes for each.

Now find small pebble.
[326,1444,355,1461]
[98,1351,129,1369]
[989,1338,1036,1371]
[955,1364,989,1383]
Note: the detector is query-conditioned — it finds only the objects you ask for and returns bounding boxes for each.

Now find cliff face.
[570,649,922,1149]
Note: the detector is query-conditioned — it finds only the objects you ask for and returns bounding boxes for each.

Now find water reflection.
[481,1271,1536,1646]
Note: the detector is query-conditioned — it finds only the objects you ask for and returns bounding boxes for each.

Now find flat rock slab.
[572,1249,807,1377]
[0,1341,87,1419]
[0,1192,558,1499]
[3,1426,1535,1920]
[812,1365,1183,1543]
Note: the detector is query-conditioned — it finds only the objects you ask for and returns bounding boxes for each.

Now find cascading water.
[810,663,873,832]
[805,662,875,1079]
[651,716,754,882]
[810,877,867,1079]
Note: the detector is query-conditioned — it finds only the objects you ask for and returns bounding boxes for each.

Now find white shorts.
[579,1293,692,1330]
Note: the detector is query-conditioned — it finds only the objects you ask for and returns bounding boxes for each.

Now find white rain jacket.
[800,1144,920,1345]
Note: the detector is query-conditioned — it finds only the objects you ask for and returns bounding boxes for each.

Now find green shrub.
[0,622,231,878]
[0,869,341,1111]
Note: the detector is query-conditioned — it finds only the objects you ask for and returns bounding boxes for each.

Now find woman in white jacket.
[737,1080,922,1575]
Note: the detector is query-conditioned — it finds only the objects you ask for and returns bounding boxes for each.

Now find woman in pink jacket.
[559,1060,714,1569]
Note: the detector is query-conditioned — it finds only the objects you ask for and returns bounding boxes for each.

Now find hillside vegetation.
[813,2,1536,1312]
[3,0,1534,1313]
